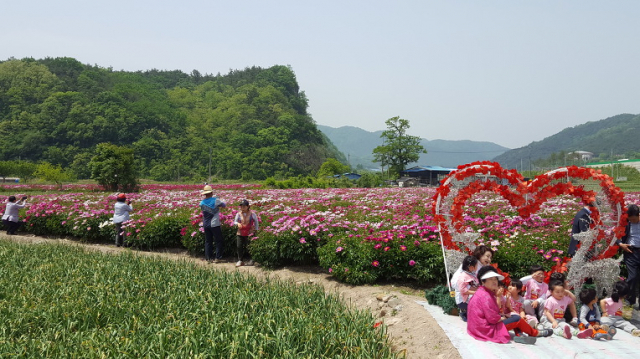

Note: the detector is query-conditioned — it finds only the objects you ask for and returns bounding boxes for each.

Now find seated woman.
[467,266,553,344]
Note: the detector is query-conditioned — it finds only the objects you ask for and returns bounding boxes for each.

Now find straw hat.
[201,185,213,195]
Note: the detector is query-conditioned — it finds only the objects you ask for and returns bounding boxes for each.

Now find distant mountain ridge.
[492,113,640,169]
[317,125,510,169]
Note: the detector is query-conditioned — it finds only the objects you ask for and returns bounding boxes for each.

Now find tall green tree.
[372,116,426,177]
[317,158,349,177]
[89,143,138,192]
[33,162,73,189]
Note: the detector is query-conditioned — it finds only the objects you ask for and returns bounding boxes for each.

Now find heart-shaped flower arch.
[432,161,626,293]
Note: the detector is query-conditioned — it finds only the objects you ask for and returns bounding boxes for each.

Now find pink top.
[467,286,511,343]
[457,271,478,303]
[524,280,548,301]
[509,295,524,315]
[544,295,573,320]
[603,298,623,317]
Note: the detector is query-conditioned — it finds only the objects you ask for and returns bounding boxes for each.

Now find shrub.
[250,231,326,269]
[67,214,113,242]
[318,236,446,285]
[25,213,68,237]
[127,214,189,250]
[425,285,457,315]
[318,236,378,285]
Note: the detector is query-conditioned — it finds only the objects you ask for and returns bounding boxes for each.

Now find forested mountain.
[318,125,509,169]
[0,57,340,180]
[492,113,640,169]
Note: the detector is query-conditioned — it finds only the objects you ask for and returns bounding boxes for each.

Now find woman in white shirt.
[2,195,27,235]
[113,193,133,247]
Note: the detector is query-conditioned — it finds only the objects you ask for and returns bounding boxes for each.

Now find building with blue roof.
[399,166,456,186]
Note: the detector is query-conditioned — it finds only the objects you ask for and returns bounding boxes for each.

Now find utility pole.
[208,147,212,182]
[611,149,613,177]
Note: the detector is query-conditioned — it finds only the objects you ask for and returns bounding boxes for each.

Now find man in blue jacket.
[200,185,226,263]
[568,196,596,257]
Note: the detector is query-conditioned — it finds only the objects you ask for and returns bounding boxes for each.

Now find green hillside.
[492,113,640,169]
[0,57,340,180]
[317,125,509,169]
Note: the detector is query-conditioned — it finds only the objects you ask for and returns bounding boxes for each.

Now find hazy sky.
[2,1,639,148]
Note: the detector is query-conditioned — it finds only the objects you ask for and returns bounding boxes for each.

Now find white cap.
[480,271,505,281]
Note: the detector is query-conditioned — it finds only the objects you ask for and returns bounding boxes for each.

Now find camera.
[21,196,27,200]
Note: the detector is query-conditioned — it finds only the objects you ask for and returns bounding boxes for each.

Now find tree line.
[0,57,341,181]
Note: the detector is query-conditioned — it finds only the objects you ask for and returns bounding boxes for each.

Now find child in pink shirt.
[521,265,548,326]
[540,280,579,339]
[506,280,526,318]
[455,256,479,322]
[600,281,640,336]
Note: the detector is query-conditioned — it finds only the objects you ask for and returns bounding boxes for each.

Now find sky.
[2,1,640,149]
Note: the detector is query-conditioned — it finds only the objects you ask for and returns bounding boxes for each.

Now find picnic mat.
[417,301,640,359]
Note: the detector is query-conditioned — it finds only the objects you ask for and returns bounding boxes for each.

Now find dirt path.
[2,234,461,359]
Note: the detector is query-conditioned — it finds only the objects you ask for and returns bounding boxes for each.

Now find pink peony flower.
[409,260,416,266]
[372,260,380,267]
[336,246,343,253]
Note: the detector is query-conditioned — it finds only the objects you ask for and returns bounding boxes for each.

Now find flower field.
[4,184,638,284]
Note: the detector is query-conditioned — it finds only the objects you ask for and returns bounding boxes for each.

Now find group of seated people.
[451,245,640,345]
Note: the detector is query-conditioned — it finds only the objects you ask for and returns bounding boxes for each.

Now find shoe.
[632,329,640,337]
[608,327,617,339]
[235,261,244,267]
[569,318,579,327]
[514,336,537,345]
[563,325,572,339]
[536,329,553,337]
[593,333,611,340]
[459,311,467,322]
[527,319,537,328]
[577,328,594,339]
[246,260,254,266]
[212,259,221,264]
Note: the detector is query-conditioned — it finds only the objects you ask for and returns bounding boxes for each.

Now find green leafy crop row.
[0,241,399,358]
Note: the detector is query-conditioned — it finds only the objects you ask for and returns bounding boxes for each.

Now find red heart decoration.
[433,161,626,260]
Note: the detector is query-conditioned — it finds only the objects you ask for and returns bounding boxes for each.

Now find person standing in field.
[113,193,133,247]
[234,199,259,267]
[568,196,596,257]
[616,204,640,308]
[2,195,28,235]
[200,185,226,263]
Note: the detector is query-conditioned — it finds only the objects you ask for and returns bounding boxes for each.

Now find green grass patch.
[0,241,398,358]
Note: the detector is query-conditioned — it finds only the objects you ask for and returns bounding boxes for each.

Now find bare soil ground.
[2,234,461,359]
